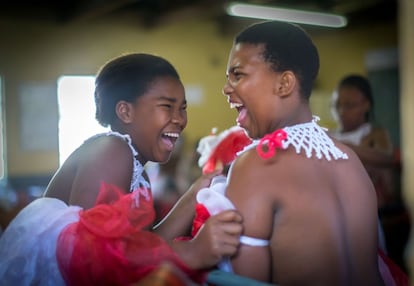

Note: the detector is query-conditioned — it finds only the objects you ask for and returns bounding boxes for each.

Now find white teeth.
[164,132,179,138]
[230,102,243,109]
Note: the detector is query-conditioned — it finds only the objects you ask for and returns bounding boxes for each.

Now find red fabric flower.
[256,129,287,159]
[203,129,252,174]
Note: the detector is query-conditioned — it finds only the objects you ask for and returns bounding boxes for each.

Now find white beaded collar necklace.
[240,116,348,161]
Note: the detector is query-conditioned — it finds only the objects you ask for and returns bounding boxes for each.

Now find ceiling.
[0,0,397,29]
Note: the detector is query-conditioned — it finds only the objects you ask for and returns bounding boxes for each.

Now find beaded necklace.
[241,116,348,161]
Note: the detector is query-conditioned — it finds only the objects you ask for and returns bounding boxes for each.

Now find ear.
[274,71,296,98]
[115,101,134,124]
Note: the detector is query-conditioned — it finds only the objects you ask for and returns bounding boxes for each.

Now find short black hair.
[235,21,319,99]
[94,53,180,127]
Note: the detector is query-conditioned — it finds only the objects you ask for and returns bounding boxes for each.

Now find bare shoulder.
[73,134,135,187]
[370,126,390,137]
[227,138,375,222]
[79,134,134,162]
[362,126,393,151]
[46,134,134,208]
[61,134,134,177]
[225,145,305,238]
[229,137,371,198]
[327,137,373,180]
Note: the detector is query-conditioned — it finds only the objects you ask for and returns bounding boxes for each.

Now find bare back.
[226,139,384,285]
[44,133,135,209]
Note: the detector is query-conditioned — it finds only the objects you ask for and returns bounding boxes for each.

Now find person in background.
[329,74,396,209]
[0,53,243,286]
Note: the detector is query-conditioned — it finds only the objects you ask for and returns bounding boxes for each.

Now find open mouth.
[230,102,243,111]
[161,132,180,151]
[230,102,247,126]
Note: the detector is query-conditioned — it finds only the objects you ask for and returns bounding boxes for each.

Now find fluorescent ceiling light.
[226,2,347,28]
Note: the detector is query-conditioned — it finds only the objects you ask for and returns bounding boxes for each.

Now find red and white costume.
[0,132,204,285]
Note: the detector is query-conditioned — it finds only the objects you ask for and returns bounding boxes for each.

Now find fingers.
[208,227,241,259]
[189,212,244,268]
[215,209,243,224]
[222,222,244,237]
[204,169,223,178]
[206,210,243,243]
[199,171,223,186]
[217,241,240,257]
[206,210,243,249]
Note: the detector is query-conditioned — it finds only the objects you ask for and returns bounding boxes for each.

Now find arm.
[153,171,221,240]
[154,171,243,270]
[346,127,394,167]
[347,144,394,167]
[225,151,273,281]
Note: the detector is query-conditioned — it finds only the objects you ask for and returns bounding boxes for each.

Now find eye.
[160,104,172,109]
[228,73,235,82]
[228,69,243,83]
[234,71,242,78]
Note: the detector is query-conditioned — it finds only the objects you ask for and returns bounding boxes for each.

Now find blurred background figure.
[330,74,409,273]
[330,74,396,209]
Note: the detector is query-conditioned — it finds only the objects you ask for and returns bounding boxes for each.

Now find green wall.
[0,14,398,177]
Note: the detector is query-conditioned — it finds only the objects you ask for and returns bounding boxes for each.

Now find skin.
[222,43,385,285]
[44,76,243,270]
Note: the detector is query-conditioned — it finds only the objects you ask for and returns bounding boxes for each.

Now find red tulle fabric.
[203,129,252,174]
[192,203,211,237]
[57,182,205,285]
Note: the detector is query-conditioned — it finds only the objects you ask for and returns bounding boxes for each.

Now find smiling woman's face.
[222,43,283,139]
[126,76,187,164]
[335,85,371,132]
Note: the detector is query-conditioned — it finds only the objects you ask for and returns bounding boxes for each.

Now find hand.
[153,171,226,240]
[188,170,223,194]
[183,209,243,269]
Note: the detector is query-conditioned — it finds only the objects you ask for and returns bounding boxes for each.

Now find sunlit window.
[57,76,108,166]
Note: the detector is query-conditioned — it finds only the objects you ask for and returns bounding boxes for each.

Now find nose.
[172,109,187,128]
[222,80,233,97]
[336,104,354,116]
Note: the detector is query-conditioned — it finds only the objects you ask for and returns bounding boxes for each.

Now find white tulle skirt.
[0,198,81,286]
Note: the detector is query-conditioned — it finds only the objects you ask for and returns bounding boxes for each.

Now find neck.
[280,105,313,128]
[136,152,147,166]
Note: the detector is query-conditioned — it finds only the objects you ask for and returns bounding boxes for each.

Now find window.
[57,76,108,166]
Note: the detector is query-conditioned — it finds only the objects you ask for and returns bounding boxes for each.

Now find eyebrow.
[158,95,187,105]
